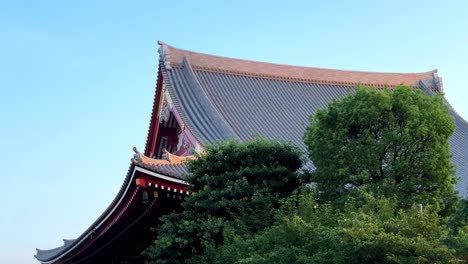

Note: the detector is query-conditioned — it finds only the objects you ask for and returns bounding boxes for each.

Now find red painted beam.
[136,173,191,194]
[146,71,164,158]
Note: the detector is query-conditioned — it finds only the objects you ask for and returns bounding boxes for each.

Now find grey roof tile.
[164,59,238,145]
[451,110,468,198]
[134,161,189,180]
[164,64,468,197]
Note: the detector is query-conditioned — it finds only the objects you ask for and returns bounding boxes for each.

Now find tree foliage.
[304,86,457,212]
[143,86,467,263]
[446,199,468,258]
[212,190,466,264]
[143,139,303,263]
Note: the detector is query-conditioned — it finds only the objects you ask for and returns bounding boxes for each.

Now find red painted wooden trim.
[138,174,190,193]
[146,70,205,158]
[146,71,164,158]
[170,106,204,150]
[135,178,147,187]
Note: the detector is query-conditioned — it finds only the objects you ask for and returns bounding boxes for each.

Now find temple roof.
[35,164,136,263]
[35,152,192,263]
[36,42,468,264]
[451,110,468,196]
[158,41,438,88]
[132,148,192,179]
[155,41,468,197]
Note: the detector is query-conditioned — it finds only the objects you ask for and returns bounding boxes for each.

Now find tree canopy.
[143,86,467,263]
[143,139,303,264]
[304,85,458,212]
[211,190,466,264]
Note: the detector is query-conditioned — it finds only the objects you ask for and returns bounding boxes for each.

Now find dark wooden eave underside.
[35,165,190,264]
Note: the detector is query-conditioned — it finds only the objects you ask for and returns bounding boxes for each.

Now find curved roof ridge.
[180,58,240,140]
[190,66,410,88]
[163,58,239,144]
[157,41,436,87]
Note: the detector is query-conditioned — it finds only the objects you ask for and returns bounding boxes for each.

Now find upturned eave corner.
[158,41,171,70]
[132,147,195,166]
[432,70,445,94]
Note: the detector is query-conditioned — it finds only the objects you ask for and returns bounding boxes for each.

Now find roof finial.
[132,147,143,163]
[158,43,172,70]
[432,70,444,94]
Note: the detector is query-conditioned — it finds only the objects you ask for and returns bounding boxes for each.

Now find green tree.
[212,190,464,264]
[446,199,468,258]
[143,139,303,264]
[304,86,458,212]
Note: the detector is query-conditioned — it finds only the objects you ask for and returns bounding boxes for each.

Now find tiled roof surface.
[36,245,67,262]
[131,148,190,179]
[159,41,436,87]
[451,110,468,197]
[163,58,239,144]
[159,42,468,198]
[135,162,189,179]
[195,69,353,148]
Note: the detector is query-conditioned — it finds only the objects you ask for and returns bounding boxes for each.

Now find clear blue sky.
[0,1,467,263]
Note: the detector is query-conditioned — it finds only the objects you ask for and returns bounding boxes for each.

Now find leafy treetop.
[304,86,457,212]
[144,138,303,264]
